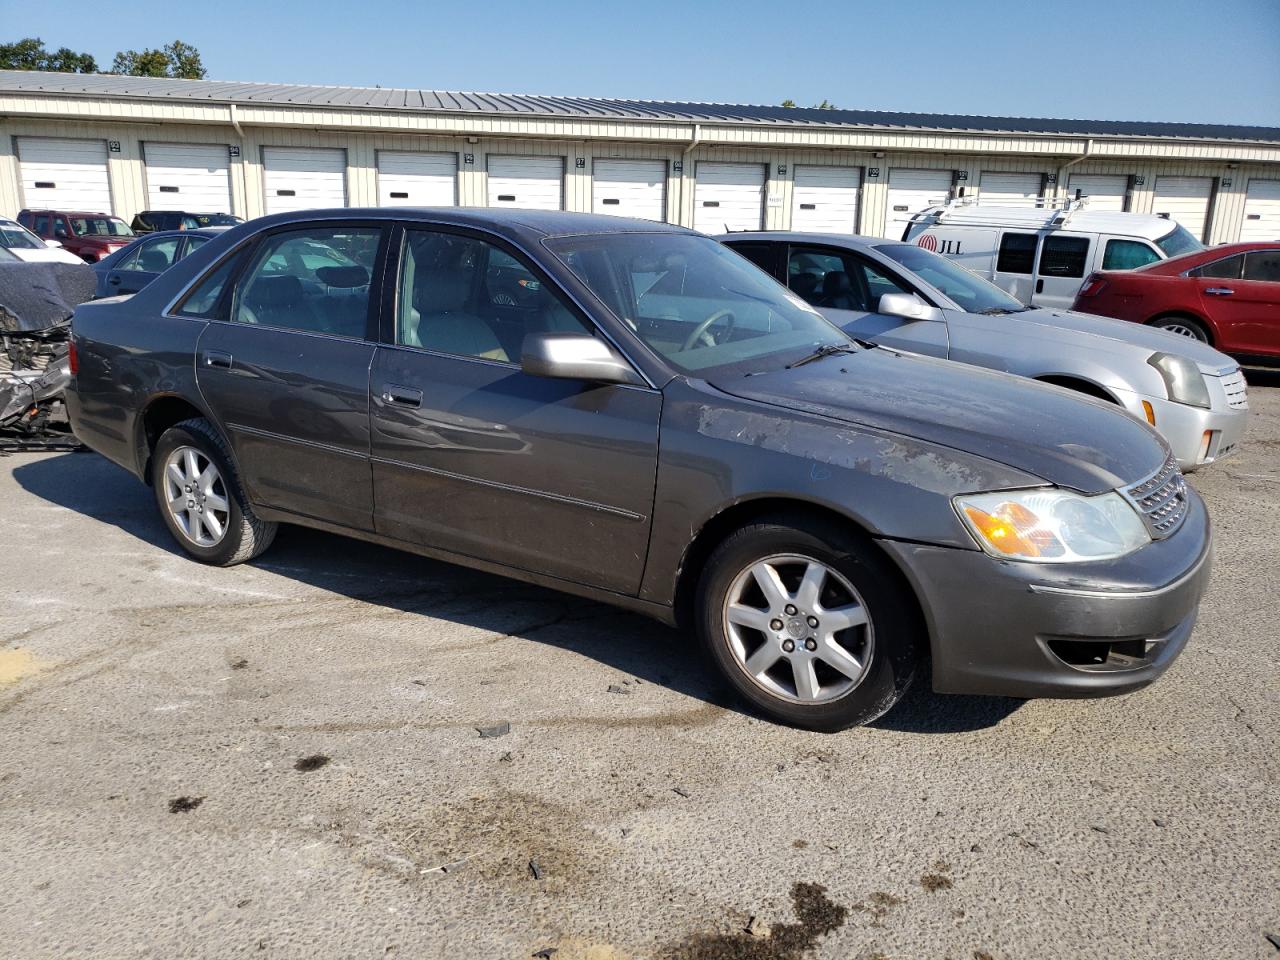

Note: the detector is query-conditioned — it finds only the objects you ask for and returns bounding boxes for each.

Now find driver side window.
[395,229,590,363]
[787,247,910,312]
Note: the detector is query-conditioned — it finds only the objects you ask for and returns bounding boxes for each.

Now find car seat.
[817,270,859,311]
[242,275,322,331]
[404,271,509,362]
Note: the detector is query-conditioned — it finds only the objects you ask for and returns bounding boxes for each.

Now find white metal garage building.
[1,70,1277,243]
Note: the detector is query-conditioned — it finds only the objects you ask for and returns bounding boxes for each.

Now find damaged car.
[0,252,96,444]
[66,210,1211,730]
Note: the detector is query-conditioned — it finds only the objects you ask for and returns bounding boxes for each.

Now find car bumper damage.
[881,486,1212,699]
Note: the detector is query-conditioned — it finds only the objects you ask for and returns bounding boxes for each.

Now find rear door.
[369,224,661,594]
[784,243,948,356]
[1032,233,1094,308]
[195,221,386,530]
[1193,250,1280,355]
[991,231,1039,303]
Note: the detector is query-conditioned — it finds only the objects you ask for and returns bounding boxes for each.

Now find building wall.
[3,112,1276,242]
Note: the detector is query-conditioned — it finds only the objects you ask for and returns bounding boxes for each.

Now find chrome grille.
[1221,369,1249,410]
[1123,454,1189,539]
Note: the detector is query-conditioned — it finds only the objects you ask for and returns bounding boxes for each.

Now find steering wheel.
[681,308,736,352]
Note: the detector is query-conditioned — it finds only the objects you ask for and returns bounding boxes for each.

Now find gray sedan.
[67,209,1210,730]
[91,227,229,298]
[723,232,1248,471]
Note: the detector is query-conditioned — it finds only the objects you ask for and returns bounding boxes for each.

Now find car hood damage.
[0,261,96,439]
[711,346,1170,495]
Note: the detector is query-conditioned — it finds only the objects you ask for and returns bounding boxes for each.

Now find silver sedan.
[723,232,1248,471]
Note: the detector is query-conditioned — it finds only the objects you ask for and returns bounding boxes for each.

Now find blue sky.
[5,0,1280,125]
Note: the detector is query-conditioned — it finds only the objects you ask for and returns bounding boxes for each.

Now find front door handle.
[1204,287,1235,296]
[381,384,423,408]
[203,350,233,369]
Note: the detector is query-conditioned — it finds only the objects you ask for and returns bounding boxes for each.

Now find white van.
[902,199,1204,308]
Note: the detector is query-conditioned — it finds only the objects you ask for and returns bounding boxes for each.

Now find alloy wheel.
[162,445,231,547]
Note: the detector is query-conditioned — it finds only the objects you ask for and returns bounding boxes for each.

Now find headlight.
[1149,352,1210,408]
[955,488,1150,563]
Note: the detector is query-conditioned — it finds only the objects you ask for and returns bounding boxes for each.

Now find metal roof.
[3,70,1278,144]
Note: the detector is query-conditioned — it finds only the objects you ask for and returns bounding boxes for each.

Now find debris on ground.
[1266,932,1280,951]
[606,684,632,695]
[851,891,902,927]
[666,881,847,960]
[168,796,205,813]
[532,948,558,959]
[230,658,249,670]
[920,873,953,892]
[528,859,545,880]
[1090,825,1110,834]
[477,722,510,738]
[673,786,691,798]
[294,755,331,772]
[744,916,772,939]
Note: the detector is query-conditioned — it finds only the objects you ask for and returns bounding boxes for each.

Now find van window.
[1103,239,1161,270]
[1188,255,1243,280]
[1039,236,1090,278]
[996,233,1037,274]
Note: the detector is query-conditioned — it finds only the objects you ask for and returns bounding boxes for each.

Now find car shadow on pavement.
[1243,366,1280,389]
[14,451,1022,733]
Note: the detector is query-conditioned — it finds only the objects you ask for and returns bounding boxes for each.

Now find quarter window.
[1243,250,1280,282]
[396,229,590,362]
[1188,255,1243,280]
[997,233,1038,274]
[231,227,381,337]
[184,235,210,256]
[1039,236,1091,278]
[175,252,245,319]
[1102,239,1161,270]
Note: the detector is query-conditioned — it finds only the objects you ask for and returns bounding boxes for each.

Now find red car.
[1074,242,1280,364]
[17,209,136,263]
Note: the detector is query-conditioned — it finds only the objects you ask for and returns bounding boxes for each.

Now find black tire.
[695,515,921,731]
[1148,315,1211,344]
[151,417,277,566]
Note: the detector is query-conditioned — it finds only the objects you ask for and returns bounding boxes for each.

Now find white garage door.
[17,137,112,212]
[1068,174,1128,212]
[1240,180,1280,242]
[980,172,1042,206]
[791,166,861,233]
[262,147,346,214]
[377,151,457,206]
[883,169,951,239]
[144,143,232,213]
[694,162,765,234]
[1153,176,1214,241]
[487,156,563,210]
[592,159,667,221]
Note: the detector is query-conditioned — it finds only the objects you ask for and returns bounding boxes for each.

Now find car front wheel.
[696,516,921,731]
[151,418,278,566]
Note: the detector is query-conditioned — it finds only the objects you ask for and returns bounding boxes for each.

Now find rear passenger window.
[122,236,180,273]
[1188,255,1243,280]
[1039,236,1091,278]
[231,227,381,338]
[1242,251,1280,282]
[997,233,1038,274]
[1102,239,1161,270]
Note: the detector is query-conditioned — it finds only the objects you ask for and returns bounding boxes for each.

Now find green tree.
[111,40,206,79]
[781,99,797,108]
[780,99,838,110]
[0,37,97,73]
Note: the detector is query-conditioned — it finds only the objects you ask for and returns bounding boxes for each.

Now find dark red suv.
[18,209,136,263]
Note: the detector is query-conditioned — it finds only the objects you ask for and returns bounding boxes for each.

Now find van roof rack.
[926,195,1092,229]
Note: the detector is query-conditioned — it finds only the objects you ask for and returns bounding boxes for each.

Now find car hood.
[0,261,96,332]
[710,347,1168,494]
[974,306,1237,375]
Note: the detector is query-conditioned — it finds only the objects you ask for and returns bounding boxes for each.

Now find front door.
[195,222,386,531]
[369,225,661,595]
[784,244,949,357]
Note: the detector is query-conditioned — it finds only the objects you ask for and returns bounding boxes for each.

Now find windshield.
[874,243,1027,314]
[545,233,850,377]
[0,246,16,262]
[1155,224,1203,258]
[0,222,44,250]
[70,217,133,238]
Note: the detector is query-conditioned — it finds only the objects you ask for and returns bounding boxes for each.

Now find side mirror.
[521,332,642,386]
[45,239,65,249]
[878,292,944,322]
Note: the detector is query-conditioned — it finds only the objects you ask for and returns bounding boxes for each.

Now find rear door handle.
[1204,287,1235,296]
[107,275,121,286]
[381,384,423,408]
[1035,278,1045,294]
[203,350,233,369]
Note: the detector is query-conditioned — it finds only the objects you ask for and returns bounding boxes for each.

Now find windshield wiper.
[977,306,1027,315]
[786,342,859,369]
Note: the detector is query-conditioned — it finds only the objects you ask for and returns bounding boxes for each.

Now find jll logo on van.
[917,234,963,255]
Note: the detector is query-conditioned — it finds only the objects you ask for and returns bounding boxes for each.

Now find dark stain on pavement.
[665,881,847,960]
[168,796,204,813]
[294,754,331,772]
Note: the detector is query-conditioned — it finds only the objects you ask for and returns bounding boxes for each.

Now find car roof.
[910,205,1182,240]
[723,231,895,250]
[124,226,232,240]
[238,207,695,242]
[1129,240,1280,275]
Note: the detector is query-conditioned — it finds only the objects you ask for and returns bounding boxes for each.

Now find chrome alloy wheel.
[162,445,231,547]
[1156,320,1206,341]
[722,554,873,704]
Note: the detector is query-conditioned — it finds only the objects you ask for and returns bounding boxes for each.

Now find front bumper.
[880,486,1212,699]
[1113,381,1247,472]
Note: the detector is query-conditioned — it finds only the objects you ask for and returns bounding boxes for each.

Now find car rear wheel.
[696,516,920,731]
[151,418,277,566]
[1149,315,1211,344]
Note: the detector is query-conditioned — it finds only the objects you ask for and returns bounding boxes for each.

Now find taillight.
[1077,275,1108,298]
[68,339,79,375]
